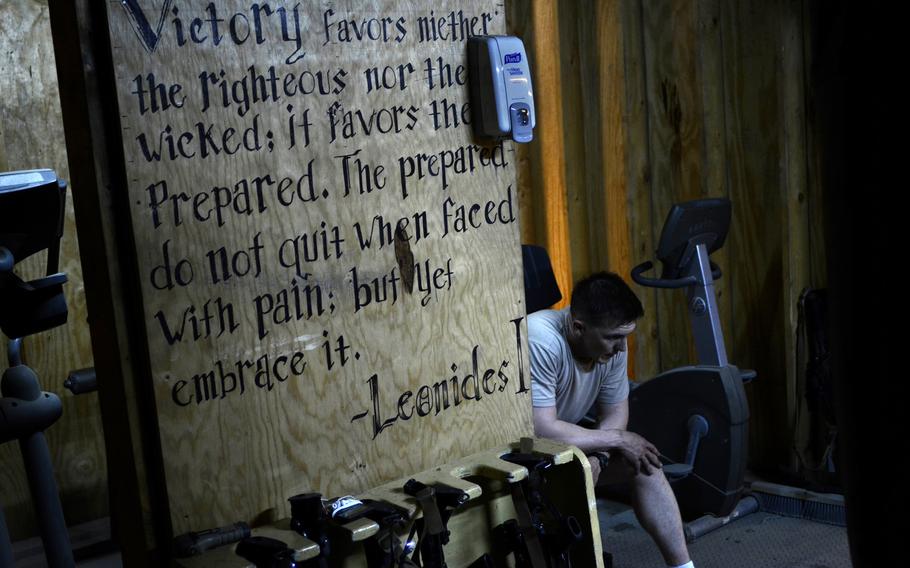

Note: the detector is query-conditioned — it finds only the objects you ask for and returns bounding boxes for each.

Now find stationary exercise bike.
[627,198,752,521]
[0,169,75,567]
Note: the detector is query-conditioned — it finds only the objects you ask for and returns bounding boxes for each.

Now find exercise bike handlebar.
[631,261,695,288]
[631,260,723,289]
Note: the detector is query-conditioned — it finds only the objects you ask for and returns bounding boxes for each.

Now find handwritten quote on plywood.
[105,0,531,531]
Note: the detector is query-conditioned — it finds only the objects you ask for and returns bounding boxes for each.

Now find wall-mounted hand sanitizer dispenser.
[468,35,536,143]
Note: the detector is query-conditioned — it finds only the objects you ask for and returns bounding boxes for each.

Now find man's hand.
[588,455,602,482]
[615,431,662,475]
[587,452,609,482]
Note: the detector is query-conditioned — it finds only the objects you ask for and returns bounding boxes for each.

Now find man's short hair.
[570,271,644,327]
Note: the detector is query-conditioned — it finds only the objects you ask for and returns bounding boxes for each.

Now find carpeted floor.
[13,497,853,567]
[597,497,852,568]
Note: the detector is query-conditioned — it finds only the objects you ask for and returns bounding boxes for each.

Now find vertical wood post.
[530,0,572,306]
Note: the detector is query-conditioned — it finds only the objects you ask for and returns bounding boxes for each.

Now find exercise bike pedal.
[664,463,694,480]
[664,415,709,482]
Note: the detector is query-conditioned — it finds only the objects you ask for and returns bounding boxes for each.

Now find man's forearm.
[534,417,625,454]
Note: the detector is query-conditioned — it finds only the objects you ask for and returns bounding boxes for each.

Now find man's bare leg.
[600,460,690,566]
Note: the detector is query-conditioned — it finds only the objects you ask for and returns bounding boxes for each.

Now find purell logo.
[504,52,522,64]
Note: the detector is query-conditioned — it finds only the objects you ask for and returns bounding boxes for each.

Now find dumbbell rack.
[177,438,605,567]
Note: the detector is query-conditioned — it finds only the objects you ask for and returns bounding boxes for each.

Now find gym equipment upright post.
[628,198,753,520]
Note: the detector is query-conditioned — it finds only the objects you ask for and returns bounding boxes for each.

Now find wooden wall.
[0,0,831,545]
[48,0,534,552]
[0,0,107,540]
[509,0,829,472]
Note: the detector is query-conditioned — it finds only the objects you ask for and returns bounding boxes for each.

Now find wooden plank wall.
[0,0,834,546]
[507,1,573,309]
[508,0,828,472]
[0,0,106,540]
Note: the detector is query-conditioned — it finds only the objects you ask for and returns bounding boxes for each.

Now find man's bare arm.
[596,399,629,431]
[532,405,627,454]
[534,403,663,475]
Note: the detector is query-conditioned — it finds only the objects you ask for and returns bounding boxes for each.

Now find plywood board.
[102,0,531,533]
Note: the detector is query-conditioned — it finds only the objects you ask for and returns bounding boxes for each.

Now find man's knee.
[630,467,673,495]
[597,456,638,486]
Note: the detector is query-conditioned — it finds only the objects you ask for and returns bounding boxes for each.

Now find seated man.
[529,271,694,568]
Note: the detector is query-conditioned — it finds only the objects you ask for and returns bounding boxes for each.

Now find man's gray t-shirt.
[528,308,630,424]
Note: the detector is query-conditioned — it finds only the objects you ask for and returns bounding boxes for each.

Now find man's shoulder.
[528,309,572,366]
[528,308,567,341]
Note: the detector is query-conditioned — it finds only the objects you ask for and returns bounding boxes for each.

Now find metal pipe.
[683,496,759,543]
[20,431,74,567]
[687,243,728,366]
